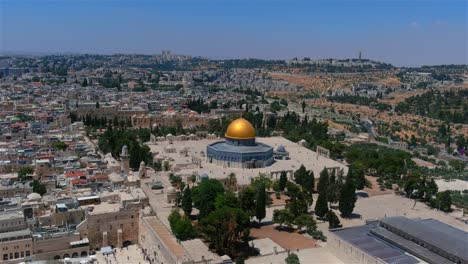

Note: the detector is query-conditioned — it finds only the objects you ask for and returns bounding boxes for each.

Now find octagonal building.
[207,118,274,168]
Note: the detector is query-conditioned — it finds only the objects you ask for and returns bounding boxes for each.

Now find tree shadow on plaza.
[341,213,362,219]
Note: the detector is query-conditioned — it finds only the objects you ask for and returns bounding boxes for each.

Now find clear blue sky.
[1,0,466,66]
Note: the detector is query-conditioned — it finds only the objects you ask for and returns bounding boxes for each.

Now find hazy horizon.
[1,0,467,67]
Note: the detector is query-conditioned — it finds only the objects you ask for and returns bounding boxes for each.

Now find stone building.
[32,231,89,261]
[131,112,210,129]
[0,229,32,263]
[0,182,33,198]
[78,201,140,250]
[0,211,26,233]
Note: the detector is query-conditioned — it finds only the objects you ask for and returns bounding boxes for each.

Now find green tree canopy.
[327,210,342,229]
[424,178,438,202]
[255,181,267,223]
[314,192,328,218]
[294,214,317,233]
[317,168,330,194]
[239,187,256,218]
[279,171,288,191]
[435,191,452,212]
[285,253,300,264]
[294,165,315,192]
[17,166,34,182]
[215,192,239,210]
[52,141,68,151]
[169,210,197,241]
[182,186,193,216]
[192,179,225,218]
[347,163,367,190]
[272,209,295,229]
[339,179,357,217]
[200,207,250,256]
[31,180,47,196]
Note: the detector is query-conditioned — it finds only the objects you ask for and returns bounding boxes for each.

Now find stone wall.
[139,216,191,264]
[327,231,385,264]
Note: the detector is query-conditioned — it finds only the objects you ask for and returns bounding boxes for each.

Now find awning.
[101,246,113,255]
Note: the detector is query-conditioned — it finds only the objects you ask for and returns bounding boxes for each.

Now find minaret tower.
[120,145,130,174]
[139,161,147,178]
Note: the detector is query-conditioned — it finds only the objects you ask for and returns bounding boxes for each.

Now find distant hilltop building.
[155,50,192,62]
[288,57,380,68]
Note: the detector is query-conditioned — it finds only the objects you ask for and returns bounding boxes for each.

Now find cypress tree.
[339,179,357,217]
[303,170,315,194]
[347,164,366,190]
[327,211,342,229]
[317,168,330,194]
[279,171,287,191]
[182,186,193,216]
[314,193,328,218]
[255,182,266,223]
[294,165,307,187]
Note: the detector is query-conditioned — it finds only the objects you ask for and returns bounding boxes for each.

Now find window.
[14,252,19,259]
[21,252,24,258]
[131,215,134,219]
[3,254,8,261]
[26,251,30,257]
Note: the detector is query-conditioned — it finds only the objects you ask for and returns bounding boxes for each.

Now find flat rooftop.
[249,238,286,256]
[0,228,31,240]
[84,202,122,215]
[332,224,419,264]
[370,227,452,264]
[181,239,222,263]
[0,210,24,220]
[381,216,468,263]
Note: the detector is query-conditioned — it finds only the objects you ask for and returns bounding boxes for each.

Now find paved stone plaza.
[245,247,344,264]
[147,136,347,186]
[94,245,149,264]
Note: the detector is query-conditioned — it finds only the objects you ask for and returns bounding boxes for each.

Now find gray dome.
[200,173,209,179]
[27,193,42,201]
[166,187,176,194]
[276,145,286,152]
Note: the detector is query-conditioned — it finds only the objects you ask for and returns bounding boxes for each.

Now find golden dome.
[225,118,256,139]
